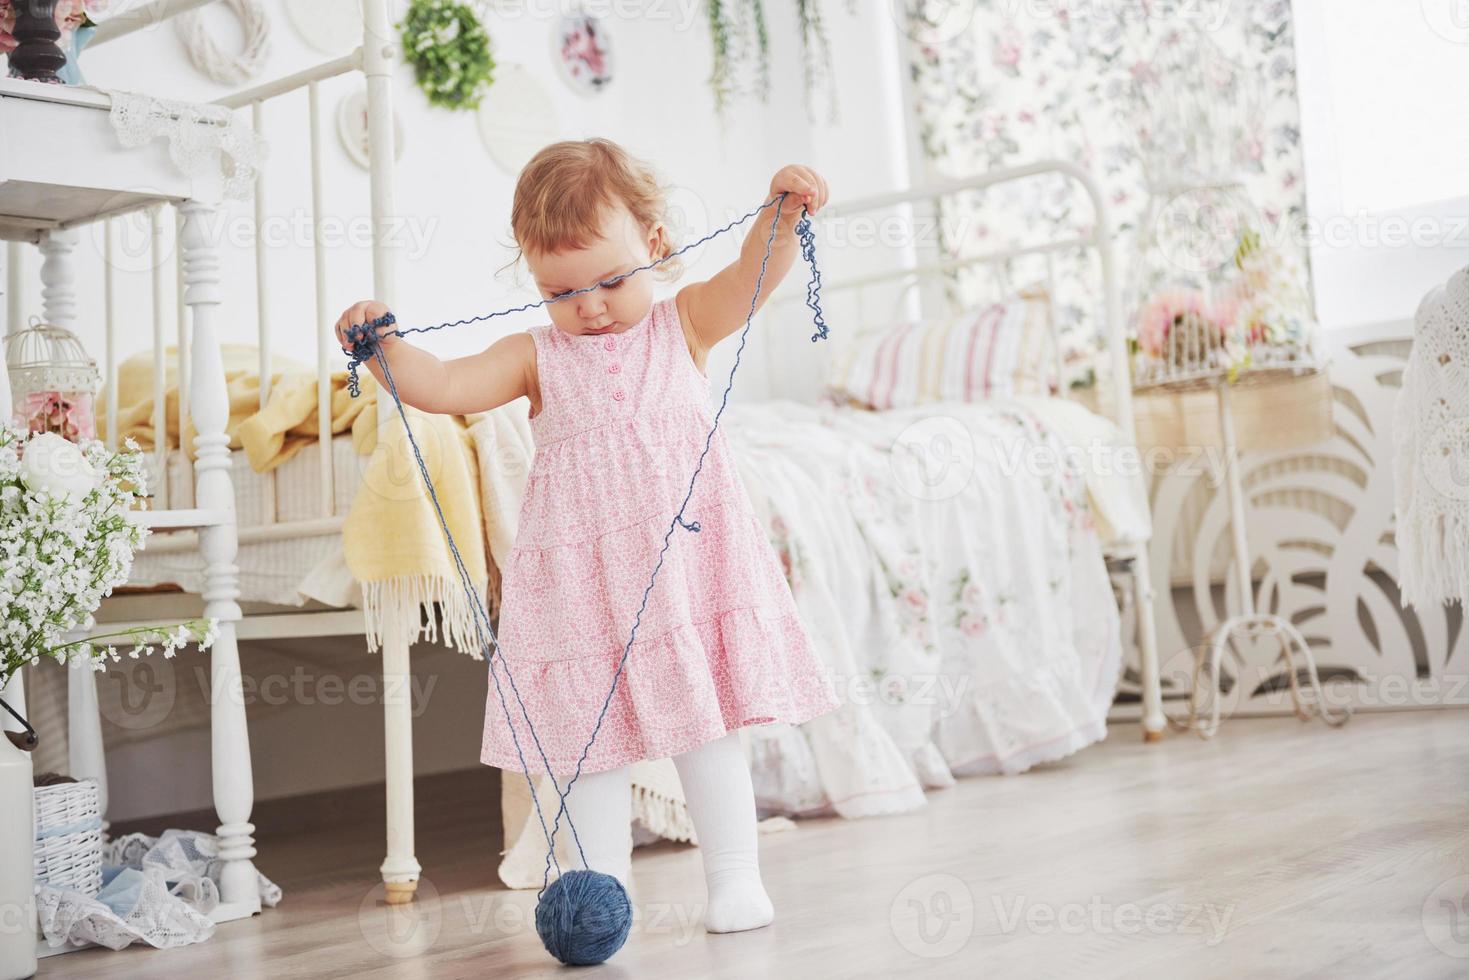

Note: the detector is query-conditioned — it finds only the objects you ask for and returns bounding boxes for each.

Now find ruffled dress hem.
[480,605,840,776]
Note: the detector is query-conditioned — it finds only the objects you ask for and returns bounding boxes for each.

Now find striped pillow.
[824,293,1056,410]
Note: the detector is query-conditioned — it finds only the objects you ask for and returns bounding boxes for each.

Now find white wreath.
[175,0,272,87]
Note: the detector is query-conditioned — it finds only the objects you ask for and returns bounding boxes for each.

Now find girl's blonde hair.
[510,138,682,282]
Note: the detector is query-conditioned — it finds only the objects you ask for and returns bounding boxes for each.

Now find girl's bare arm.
[335,300,534,415]
[681,166,829,357]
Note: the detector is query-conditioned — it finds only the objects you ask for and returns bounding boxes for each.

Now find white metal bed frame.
[1,0,422,920]
[762,161,1166,740]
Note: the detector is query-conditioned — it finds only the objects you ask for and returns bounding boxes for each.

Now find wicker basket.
[33,778,104,897]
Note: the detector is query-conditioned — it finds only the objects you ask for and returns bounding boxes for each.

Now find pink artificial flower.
[960,616,987,638]
[20,390,94,441]
[1,0,105,51]
[1136,288,1206,358]
[993,26,1022,70]
[902,589,927,615]
[0,1,16,56]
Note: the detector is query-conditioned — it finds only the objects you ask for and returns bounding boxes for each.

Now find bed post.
[1086,172,1167,743]
[179,198,261,919]
[360,0,421,906]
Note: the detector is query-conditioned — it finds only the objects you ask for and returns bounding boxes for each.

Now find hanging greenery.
[706,0,849,123]
[397,0,496,111]
[795,0,836,123]
[707,0,770,115]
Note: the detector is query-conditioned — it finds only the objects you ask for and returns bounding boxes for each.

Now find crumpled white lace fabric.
[1394,265,1469,609]
[36,829,282,952]
[108,90,267,201]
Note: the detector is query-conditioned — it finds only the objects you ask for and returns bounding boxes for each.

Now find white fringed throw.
[1394,267,1469,608]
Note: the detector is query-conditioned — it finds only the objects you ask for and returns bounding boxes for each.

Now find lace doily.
[36,829,282,952]
[1394,266,1469,609]
[108,91,267,201]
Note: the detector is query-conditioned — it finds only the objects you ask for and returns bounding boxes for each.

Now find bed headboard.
[759,160,1138,444]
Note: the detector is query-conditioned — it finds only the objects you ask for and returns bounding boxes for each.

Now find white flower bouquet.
[0,425,216,690]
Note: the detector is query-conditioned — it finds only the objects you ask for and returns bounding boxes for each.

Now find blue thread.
[344,193,825,396]
[347,191,825,964]
[795,212,828,342]
[345,312,396,397]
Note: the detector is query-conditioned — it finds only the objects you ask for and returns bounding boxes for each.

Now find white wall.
[2,1,916,819]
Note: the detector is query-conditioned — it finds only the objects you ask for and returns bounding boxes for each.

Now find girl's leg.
[671,730,774,933]
[557,764,634,894]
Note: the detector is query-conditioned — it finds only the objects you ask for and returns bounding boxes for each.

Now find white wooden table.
[0,75,261,934]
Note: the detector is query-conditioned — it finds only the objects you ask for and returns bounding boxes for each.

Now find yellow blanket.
[99,345,357,468]
[346,373,492,657]
[102,345,494,657]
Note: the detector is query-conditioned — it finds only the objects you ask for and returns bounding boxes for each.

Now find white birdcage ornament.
[1125,26,1325,392]
[4,317,101,442]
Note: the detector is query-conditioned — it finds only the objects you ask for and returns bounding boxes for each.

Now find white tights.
[556,729,774,933]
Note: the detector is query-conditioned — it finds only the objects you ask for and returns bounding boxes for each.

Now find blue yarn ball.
[535,869,633,966]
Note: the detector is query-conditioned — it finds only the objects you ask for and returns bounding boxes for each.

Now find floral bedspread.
[722,398,1123,819]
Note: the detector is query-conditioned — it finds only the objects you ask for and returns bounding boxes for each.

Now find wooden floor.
[44,710,1469,979]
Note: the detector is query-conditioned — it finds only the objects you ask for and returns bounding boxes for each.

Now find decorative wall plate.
[337,87,404,169]
[283,0,363,55]
[476,63,559,176]
[552,13,613,95]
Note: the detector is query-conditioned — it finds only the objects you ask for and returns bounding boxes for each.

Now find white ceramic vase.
[0,728,36,980]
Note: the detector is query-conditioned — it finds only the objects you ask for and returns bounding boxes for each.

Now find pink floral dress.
[480,296,840,775]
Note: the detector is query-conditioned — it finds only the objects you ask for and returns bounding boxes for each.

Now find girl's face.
[527,204,663,337]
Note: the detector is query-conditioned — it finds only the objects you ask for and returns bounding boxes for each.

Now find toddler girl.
[336,139,840,934]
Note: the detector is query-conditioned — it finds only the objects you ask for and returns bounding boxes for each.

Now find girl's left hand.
[770,165,828,218]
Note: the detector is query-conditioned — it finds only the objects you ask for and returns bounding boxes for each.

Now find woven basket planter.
[33,777,103,898]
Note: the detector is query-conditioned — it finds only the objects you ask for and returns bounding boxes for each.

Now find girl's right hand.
[334,300,400,356]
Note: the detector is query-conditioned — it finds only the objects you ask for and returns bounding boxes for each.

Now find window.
[1294,0,1469,329]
